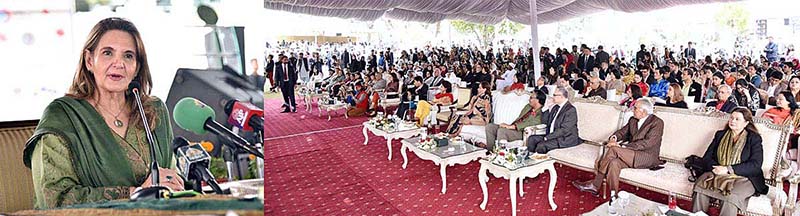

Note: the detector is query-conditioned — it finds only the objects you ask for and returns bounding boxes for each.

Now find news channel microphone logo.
[232,108,247,127]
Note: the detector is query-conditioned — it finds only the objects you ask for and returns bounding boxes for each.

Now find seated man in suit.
[484,90,545,151]
[526,87,581,153]
[572,98,664,196]
[706,84,738,113]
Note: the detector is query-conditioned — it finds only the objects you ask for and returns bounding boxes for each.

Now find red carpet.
[264,119,701,215]
[264,98,367,140]
[265,97,369,138]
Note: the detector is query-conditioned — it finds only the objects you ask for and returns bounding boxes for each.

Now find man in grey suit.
[526,87,581,153]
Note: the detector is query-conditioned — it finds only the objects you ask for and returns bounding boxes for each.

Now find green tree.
[714,4,750,35]
[451,20,524,48]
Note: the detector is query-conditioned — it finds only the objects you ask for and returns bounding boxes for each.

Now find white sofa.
[542,97,791,216]
[459,91,530,144]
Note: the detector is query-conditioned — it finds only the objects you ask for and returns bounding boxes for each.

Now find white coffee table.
[582,191,695,216]
[362,121,421,160]
[400,136,487,194]
[318,101,348,121]
[478,157,558,216]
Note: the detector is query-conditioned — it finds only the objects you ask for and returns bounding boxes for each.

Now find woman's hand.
[139,167,185,192]
[712,165,729,175]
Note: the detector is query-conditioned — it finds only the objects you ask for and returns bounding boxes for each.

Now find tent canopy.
[264,0,738,24]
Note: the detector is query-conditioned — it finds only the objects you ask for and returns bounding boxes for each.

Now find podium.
[12,179,264,216]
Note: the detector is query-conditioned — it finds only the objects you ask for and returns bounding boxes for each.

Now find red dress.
[355,91,369,109]
[435,93,454,103]
[762,108,791,124]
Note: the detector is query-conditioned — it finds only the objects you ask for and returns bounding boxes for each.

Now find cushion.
[491,92,529,125]
[548,143,600,171]
[619,162,694,198]
[572,100,624,143]
[745,186,786,216]
[653,107,727,162]
[461,125,486,144]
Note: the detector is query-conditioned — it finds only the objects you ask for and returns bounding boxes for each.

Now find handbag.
[684,155,705,182]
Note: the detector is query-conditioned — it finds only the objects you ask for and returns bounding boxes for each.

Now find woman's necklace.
[97,102,125,128]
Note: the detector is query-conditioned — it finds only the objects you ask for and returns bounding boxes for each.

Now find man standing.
[342,49,351,70]
[275,56,298,113]
[526,87,581,153]
[387,47,395,68]
[310,52,323,75]
[578,47,596,73]
[296,52,310,83]
[485,91,545,151]
[573,98,664,196]
[765,36,779,62]
[249,58,265,90]
[684,42,697,60]
[636,44,648,66]
[595,45,610,65]
[264,54,276,92]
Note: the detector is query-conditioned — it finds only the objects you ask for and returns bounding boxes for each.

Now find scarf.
[23,96,173,188]
[699,129,747,196]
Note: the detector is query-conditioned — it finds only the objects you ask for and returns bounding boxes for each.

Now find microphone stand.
[130,87,171,201]
[253,129,264,179]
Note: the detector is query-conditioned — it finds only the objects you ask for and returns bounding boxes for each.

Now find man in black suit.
[275,56,298,113]
[310,52,323,74]
[527,87,581,153]
[342,49,351,70]
[595,45,610,65]
[684,42,696,60]
[636,44,648,66]
[387,48,395,68]
[577,47,596,73]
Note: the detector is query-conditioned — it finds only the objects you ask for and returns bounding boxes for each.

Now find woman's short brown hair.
[67,17,156,129]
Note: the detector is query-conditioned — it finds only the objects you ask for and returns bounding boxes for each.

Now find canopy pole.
[529,0,541,85]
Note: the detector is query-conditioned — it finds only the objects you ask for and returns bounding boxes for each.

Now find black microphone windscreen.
[171,137,191,153]
[128,81,142,93]
[223,100,237,116]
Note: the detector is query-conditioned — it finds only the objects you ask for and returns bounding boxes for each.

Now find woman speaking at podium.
[21,17,183,209]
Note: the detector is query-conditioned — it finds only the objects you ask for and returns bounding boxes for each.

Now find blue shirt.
[648,79,670,98]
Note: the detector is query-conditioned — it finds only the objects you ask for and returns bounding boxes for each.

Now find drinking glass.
[668,192,677,210]
[618,191,630,215]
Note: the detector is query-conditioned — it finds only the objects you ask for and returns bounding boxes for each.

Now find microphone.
[172,97,265,159]
[172,137,223,194]
[128,81,171,201]
[224,100,264,133]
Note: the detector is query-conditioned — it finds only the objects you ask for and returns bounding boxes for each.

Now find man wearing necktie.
[577,47,595,73]
[526,87,581,153]
[275,55,298,113]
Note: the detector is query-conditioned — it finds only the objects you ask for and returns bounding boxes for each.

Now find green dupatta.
[22,96,173,188]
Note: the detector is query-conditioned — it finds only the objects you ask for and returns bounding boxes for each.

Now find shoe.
[292,107,297,112]
[281,108,290,113]
[571,180,599,197]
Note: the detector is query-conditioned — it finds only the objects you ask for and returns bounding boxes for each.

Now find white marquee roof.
[264,0,739,24]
